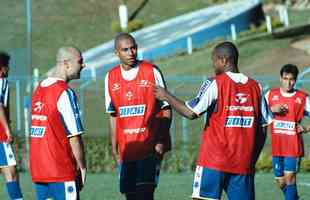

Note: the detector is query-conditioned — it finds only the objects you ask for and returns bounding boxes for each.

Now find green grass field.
[1,173,310,199]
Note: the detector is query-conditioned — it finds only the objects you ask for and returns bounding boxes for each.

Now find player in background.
[30,47,87,200]
[105,33,172,200]
[0,52,23,200]
[265,64,310,200]
[155,42,271,200]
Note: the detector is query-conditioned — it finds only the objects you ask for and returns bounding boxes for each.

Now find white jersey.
[0,78,8,106]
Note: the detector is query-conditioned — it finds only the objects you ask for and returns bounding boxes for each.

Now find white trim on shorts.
[64,181,78,200]
[191,166,219,200]
[0,142,16,168]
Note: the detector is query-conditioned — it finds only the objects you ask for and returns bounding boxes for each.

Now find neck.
[225,65,239,73]
[121,61,138,71]
[51,65,68,82]
[280,87,295,94]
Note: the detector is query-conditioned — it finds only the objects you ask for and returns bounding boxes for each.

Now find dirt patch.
[291,36,310,54]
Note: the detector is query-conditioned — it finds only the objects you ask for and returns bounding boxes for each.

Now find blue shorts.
[272,156,300,178]
[0,142,16,167]
[34,181,79,200]
[192,166,255,200]
[118,155,161,194]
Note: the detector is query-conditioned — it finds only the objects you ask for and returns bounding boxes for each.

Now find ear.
[114,49,119,57]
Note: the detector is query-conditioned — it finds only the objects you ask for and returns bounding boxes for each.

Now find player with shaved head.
[155,41,271,200]
[105,33,172,200]
[30,46,87,200]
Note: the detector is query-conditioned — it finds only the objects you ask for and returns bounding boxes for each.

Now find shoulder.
[296,89,309,97]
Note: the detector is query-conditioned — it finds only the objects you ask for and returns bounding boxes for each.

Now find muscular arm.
[155,86,197,120]
[69,135,87,189]
[69,135,86,170]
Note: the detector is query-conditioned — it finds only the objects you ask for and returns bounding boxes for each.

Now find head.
[212,42,239,75]
[114,33,138,69]
[280,64,299,92]
[56,47,85,82]
[0,51,10,78]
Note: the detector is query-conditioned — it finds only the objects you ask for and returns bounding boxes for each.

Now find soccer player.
[105,33,172,200]
[155,41,271,200]
[0,52,23,200]
[265,64,310,200]
[30,47,87,200]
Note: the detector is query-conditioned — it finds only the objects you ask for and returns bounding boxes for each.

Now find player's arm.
[109,114,119,163]
[301,96,310,133]
[155,87,197,119]
[58,89,87,189]
[155,78,217,120]
[69,135,87,187]
[104,73,119,162]
[152,67,172,156]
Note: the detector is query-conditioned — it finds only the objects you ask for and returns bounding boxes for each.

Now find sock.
[6,181,23,200]
[285,184,298,200]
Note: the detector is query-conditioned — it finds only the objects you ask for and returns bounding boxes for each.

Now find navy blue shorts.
[272,156,300,178]
[118,155,161,194]
[192,166,255,200]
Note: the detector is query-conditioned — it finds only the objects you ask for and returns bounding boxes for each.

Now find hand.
[6,134,13,143]
[270,104,288,115]
[297,124,306,133]
[112,148,121,164]
[155,86,168,101]
[154,143,165,160]
[77,168,87,191]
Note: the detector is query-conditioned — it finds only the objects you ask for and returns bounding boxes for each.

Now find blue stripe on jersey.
[107,102,116,113]
[59,114,70,136]
[0,79,7,104]
[66,89,84,133]
[260,96,272,125]
[187,79,213,109]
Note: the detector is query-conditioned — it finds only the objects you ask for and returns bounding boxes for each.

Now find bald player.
[30,47,87,200]
[105,33,172,200]
[155,41,271,200]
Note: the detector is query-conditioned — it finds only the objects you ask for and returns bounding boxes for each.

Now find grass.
[1,172,310,200]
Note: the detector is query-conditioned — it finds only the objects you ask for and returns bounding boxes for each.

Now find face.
[280,72,296,92]
[0,65,9,78]
[115,38,137,69]
[212,53,226,75]
[66,52,85,81]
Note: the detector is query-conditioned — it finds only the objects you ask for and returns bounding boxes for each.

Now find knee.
[276,179,286,189]
[2,166,18,182]
[284,173,296,185]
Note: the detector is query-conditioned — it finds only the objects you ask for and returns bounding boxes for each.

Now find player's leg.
[272,156,287,195]
[49,181,79,200]
[191,166,225,200]
[224,173,255,200]
[135,155,160,200]
[119,160,137,200]
[282,157,300,200]
[0,142,23,200]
